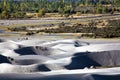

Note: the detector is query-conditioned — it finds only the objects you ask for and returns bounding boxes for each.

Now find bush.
[26,31,34,36]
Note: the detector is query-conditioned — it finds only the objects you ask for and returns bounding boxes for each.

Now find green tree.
[102,6,106,14]
[85,0,88,6]
[38,9,46,17]
[1,10,9,19]
[3,0,7,9]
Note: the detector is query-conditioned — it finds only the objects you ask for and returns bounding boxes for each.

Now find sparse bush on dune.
[41,19,120,38]
[9,27,27,31]
[7,19,120,38]
[26,31,35,36]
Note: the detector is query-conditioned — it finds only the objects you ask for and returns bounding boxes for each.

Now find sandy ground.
[0,36,119,80]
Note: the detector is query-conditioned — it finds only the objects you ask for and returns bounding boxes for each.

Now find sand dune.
[76,43,120,52]
[0,38,120,80]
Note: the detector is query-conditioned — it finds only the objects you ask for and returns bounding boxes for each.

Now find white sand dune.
[0,38,120,80]
[0,62,65,73]
[0,67,120,80]
[76,43,120,52]
[10,55,52,65]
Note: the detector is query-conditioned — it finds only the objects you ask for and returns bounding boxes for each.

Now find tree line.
[0,0,120,19]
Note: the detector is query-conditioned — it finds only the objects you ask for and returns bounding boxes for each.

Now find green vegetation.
[0,0,120,19]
